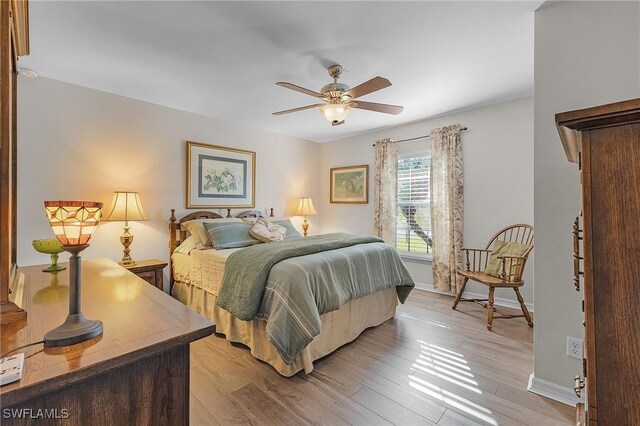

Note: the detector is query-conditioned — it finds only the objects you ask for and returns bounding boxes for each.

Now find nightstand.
[124,259,168,291]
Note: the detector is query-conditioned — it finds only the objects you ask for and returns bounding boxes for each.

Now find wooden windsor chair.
[452,224,534,331]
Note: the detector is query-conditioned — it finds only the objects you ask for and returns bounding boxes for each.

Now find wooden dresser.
[0,258,215,425]
[556,98,640,425]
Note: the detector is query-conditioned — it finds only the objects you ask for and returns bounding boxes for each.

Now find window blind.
[396,155,432,255]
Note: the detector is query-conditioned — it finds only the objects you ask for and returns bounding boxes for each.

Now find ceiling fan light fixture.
[320,103,351,125]
[273,64,402,124]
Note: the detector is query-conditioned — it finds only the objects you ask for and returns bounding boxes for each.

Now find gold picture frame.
[330,164,369,204]
[186,141,256,209]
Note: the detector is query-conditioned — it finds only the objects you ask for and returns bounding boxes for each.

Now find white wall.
[320,97,534,304]
[17,77,321,290]
[533,0,640,391]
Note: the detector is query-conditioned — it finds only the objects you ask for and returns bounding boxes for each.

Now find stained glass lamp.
[43,201,103,347]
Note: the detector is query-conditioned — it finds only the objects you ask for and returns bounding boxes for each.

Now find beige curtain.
[373,138,397,245]
[430,124,464,293]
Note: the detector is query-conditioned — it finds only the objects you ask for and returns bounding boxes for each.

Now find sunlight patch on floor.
[427,343,465,357]
[414,358,479,386]
[409,340,498,425]
[408,377,497,425]
[397,311,423,320]
[422,345,468,363]
[431,359,474,377]
[424,351,469,367]
[424,320,451,329]
[413,360,481,394]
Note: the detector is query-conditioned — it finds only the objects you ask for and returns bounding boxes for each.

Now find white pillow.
[250,219,287,243]
[181,218,243,249]
[173,235,199,254]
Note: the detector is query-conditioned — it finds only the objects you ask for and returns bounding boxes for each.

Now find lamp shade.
[44,201,103,246]
[295,197,317,216]
[320,103,351,123]
[104,192,148,222]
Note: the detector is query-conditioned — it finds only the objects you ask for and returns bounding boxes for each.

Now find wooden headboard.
[169,208,274,289]
[169,209,222,255]
[169,208,274,252]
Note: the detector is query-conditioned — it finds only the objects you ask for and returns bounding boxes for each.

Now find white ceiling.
[21,1,540,143]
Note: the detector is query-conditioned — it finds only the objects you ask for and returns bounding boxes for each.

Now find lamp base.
[119,225,136,267]
[43,314,103,348]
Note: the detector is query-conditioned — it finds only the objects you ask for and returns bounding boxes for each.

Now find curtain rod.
[371,127,468,146]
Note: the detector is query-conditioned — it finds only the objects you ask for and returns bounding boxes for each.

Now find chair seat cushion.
[484,240,530,278]
[456,270,523,287]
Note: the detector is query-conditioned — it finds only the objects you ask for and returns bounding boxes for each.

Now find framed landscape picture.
[330,164,369,204]
[186,141,255,209]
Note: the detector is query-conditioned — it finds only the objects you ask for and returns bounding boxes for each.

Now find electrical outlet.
[0,353,24,385]
[567,337,584,359]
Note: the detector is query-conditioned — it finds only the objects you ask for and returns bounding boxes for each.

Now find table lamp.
[104,191,148,266]
[295,197,317,237]
[43,200,103,347]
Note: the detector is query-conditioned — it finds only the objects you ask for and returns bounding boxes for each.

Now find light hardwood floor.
[189,289,574,425]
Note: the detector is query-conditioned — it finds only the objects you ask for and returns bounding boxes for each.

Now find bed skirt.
[171,281,398,376]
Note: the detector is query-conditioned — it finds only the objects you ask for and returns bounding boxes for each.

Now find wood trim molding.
[527,373,583,407]
[10,0,29,56]
[0,0,28,324]
[1,0,13,301]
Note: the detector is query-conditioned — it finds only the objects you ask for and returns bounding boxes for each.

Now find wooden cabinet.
[556,98,640,425]
[0,258,214,425]
[125,259,167,291]
[1,0,29,324]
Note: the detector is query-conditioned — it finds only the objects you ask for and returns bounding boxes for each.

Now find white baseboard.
[527,373,582,407]
[414,282,534,312]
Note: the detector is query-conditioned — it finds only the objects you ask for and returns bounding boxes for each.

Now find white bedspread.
[171,247,241,295]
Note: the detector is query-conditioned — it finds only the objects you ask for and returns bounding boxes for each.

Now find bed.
[169,208,414,376]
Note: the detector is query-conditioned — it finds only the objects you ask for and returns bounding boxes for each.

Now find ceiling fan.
[273,64,403,126]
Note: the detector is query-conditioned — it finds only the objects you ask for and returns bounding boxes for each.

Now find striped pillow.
[181,218,243,249]
[203,222,262,250]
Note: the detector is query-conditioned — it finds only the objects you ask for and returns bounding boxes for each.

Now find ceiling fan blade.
[272,104,322,115]
[276,82,322,98]
[345,76,391,99]
[353,101,403,115]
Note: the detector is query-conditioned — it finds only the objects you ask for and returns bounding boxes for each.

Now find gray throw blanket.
[217,233,409,320]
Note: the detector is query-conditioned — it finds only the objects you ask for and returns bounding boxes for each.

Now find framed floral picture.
[330,164,369,204]
[186,141,256,209]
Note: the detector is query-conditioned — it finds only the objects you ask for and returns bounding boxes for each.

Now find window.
[396,154,432,257]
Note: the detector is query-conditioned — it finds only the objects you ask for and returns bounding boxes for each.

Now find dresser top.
[556,98,640,163]
[0,258,214,406]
